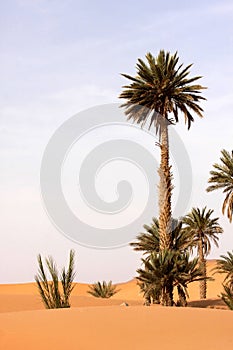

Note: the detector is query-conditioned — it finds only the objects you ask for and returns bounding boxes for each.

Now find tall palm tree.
[182,207,223,299]
[119,50,206,253]
[207,149,233,223]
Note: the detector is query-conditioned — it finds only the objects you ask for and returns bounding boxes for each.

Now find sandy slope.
[1,306,233,350]
[0,260,232,350]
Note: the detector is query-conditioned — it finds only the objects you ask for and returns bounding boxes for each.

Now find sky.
[1,0,233,283]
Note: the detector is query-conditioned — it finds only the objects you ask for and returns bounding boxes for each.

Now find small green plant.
[87,281,119,298]
[35,249,76,309]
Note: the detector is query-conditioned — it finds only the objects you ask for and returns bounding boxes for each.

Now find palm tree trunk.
[160,281,173,306]
[158,121,173,306]
[177,285,187,307]
[158,122,172,251]
[198,240,207,299]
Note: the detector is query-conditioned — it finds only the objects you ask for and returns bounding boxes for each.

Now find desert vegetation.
[131,214,222,305]
[182,207,223,298]
[214,252,233,310]
[34,51,232,311]
[207,149,233,222]
[120,50,209,305]
[35,250,76,309]
[120,50,206,305]
[120,50,233,307]
[87,281,119,298]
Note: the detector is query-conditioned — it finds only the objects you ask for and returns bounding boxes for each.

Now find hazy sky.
[1,0,233,283]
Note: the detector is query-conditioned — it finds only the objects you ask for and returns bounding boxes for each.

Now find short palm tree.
[137,280,160,305]
[137,251,175,306]
[35,250,76,309]
[174,253,205,306]
[137,250,204,306]
[183,207,223,299]
[87,281,119,298]
[120,50,206,255]
[207,149,233,223]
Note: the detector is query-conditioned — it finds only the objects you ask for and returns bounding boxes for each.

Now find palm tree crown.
[119,50,206,132]
[207,149,233,222]
[183,207,222,256]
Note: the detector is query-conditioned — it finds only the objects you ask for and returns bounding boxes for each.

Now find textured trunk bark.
[160,282,173,306]
[158,121,173,307]
[198,240,207,299]
[158,123,172,251]
[144,295,151,306]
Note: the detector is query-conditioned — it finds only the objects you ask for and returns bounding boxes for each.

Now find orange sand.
[0,260,233,350]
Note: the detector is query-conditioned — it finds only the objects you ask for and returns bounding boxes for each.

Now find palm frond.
[207,149,233,222]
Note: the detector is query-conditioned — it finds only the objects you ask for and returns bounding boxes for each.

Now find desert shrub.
[35,250,76,309]
[87,281,119,298]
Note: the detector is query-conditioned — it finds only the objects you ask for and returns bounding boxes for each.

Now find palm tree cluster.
[87,281,119,298]
[131,209,222,306]
[137,250,203,307]
[120,49,233,307]
[35,50,232,310]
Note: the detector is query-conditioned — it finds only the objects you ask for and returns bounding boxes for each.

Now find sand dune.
[0,280,143,313]
[0,260,232,349]
[1,306,233,350]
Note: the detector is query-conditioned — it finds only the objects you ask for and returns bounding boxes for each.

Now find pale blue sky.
[1,0,233,283]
